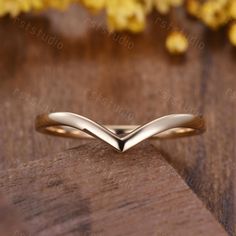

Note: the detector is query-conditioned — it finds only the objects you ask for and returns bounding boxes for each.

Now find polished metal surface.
[35,112,205,152]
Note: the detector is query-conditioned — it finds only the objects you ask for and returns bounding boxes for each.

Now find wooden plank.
[0,142,227,236]
[0,194,30,236]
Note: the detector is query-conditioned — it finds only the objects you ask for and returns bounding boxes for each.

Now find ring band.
[35,112,205,152]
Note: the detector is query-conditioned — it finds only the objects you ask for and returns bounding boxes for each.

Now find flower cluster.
[187,0,236,29]
[79,0,184,32]
[187,0,236,46]
[0,0,77,16]
[1,0,236,53]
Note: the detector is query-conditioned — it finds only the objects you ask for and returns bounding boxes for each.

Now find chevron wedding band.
[35,112,205,152]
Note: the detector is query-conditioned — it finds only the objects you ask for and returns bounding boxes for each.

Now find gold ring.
[35,112,205,152]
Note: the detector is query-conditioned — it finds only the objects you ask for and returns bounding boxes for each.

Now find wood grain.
[0,5,235,235]
[0,142,227,236]
[0,194,30,236]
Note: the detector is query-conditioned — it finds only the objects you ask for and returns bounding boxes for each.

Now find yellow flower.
[166,31,189,55]
[45,0,76,10]
[229,0,236,19]
[106,0,146,32]
[187,0,232,29]
[0,0,43,16]
[0,0,77,16]
[80,0,106,12]
[228,22,236,46]
[153,0,184,14]
[186,0,201,17]
[200,0,229,29]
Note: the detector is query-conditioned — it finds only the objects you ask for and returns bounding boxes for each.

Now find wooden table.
[0,5,235,235]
